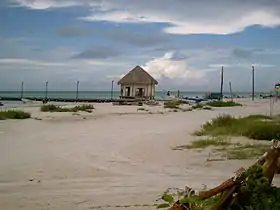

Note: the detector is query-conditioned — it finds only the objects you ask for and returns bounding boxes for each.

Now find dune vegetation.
[194,114,280,140]
[40,104,94,113]
[0,110,31,120]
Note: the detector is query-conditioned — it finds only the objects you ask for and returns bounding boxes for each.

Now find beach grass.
[205,100,242,107]
[163,100,182,109]
[191,103,204,109]
[174,136,270,160]
[190,103,213,110]
[0,110,31,120]
[41,104,94,113]
[194,114,280,140]
[173,137,231,150]
[222,144,269,160]
[181,107,193,112]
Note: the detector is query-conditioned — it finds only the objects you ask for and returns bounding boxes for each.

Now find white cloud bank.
[10,0,280,34]
[143,52,205,81]
[0,58,67,67]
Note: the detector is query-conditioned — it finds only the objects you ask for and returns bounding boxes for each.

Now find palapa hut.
[118,65,158,99]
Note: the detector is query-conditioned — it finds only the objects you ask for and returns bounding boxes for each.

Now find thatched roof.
[118,66,158,85]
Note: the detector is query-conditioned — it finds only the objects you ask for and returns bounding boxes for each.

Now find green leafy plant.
[194,114,280,140]
[173,137,231,150]
[40,104,94,113]
[223,144,269,160]
[191,103,204,109]
[164,100,182,109]
[205,100,242,107]
[157,164,280,209]
[157,188,220,209]
[0,110,31,120]
[230,165,280,209]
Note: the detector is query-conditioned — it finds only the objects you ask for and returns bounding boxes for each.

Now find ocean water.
[0,90,254,100]
[0,90,261,109]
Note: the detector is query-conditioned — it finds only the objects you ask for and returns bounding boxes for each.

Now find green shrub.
[191,103,204,109]
[189,103,213,110]
[205,100,242,107]
[164,100,181,109]
[180,107,193,112]
[40,104,60,112]
[242,114,272,120]
[41,104,94,112]
[174,136,269,160]
[244,121,280,140]
[224,144,269,160]
[0,110,31,120]
[199,115,238,135]
[72,104,94,112]
[195,114,280,140]
[174,137,231,150]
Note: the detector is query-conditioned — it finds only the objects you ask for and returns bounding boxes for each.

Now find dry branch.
[169,139,280,210]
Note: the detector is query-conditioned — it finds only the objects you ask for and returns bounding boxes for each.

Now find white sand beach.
[0,99,280,210]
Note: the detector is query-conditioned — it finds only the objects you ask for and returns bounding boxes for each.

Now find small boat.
[0,102,3,106]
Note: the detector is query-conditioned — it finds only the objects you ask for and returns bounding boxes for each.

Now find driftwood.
[170,139,280,210]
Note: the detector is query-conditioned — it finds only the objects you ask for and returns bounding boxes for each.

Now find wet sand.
[0,99,279,209]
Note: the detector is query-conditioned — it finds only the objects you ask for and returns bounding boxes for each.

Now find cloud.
[209,63,276,69]
[0,36,28,44]
[208,64,232,68]
[57,25,92,37]
[72,45,122,59]
[230,48,280,60]
[83,1,280,35]
[0,58,67,66]
[0,57,128,68]
[251,63,276,68]
[0,55,130,90]
[86,27,170,47]
[168,51,188,61]
[251,48,280,55]
[143,52,205,83]
[231,48,253,59]
[12,0,280,35]
[9,0,82,9]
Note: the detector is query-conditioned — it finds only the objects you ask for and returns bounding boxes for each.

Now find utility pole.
[20,81,24,99]
[45,81,49,99]
[229,81,233,101]
[111,80,114,100]
[269,89,273,117]
[220,66,224,101]
[76,80,80,100]
[252,65,255,101]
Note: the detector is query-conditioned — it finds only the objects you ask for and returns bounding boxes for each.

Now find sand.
[0,99,280,209]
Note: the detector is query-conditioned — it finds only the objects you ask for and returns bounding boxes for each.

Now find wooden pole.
[270,90,273,117]
[229,82,233,101]
[252,65,255,101]
[45,81,48,99]
[220,66,224,101]
[20,81,24,99]
[111,80,114,100]
[76,80,79,100]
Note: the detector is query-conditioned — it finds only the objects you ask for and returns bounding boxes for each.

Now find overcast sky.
[1,0,280,91]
